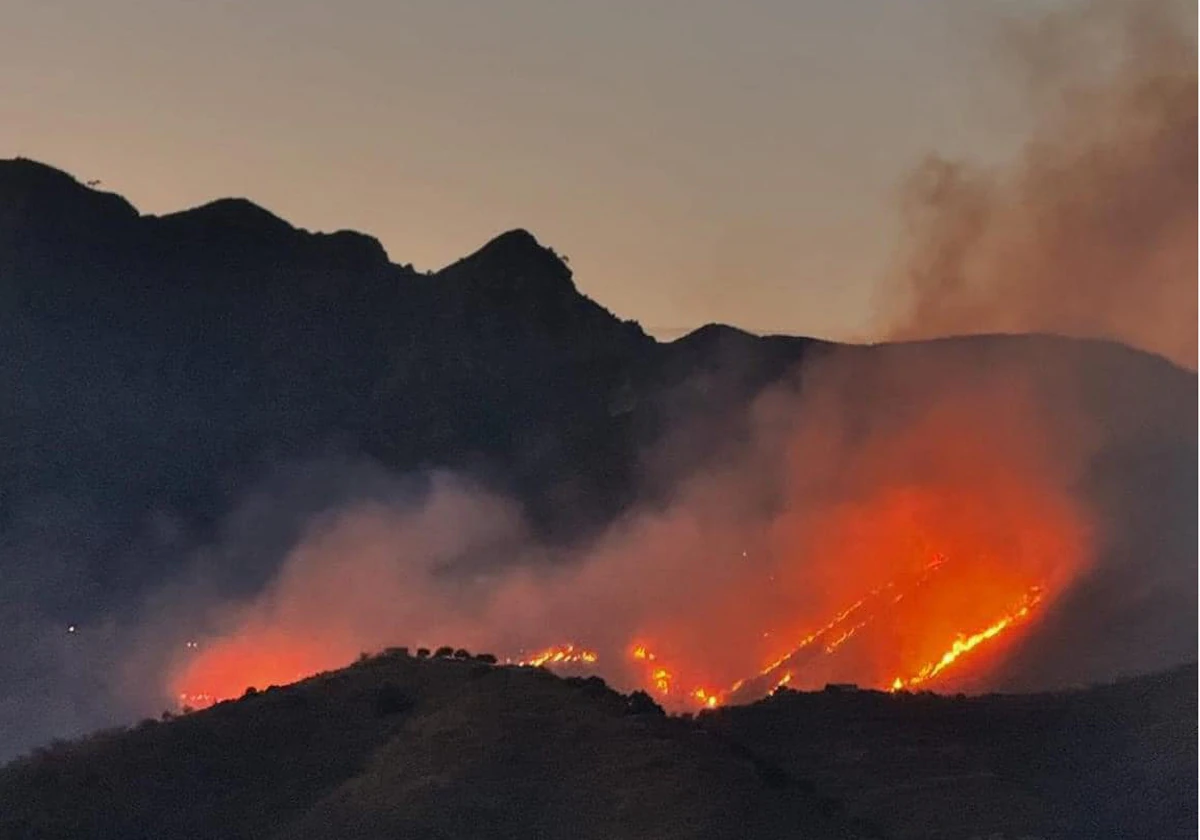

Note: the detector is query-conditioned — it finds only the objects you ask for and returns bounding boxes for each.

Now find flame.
[507,644,598,668]
[890,587,1043,691]
[629,644,721,707]
[172,561,1054,713]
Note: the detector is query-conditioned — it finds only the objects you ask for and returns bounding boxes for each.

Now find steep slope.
[0,652,861,840]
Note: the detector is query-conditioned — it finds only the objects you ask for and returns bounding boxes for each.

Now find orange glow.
[890,588,1043,691]
[507,644,599,668]
[171,628,343,709]
[168,382,1091,712]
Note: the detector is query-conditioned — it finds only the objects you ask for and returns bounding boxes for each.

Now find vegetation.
[0,650,1191,840]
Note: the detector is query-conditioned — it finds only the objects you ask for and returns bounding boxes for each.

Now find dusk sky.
[4,0,1069,339]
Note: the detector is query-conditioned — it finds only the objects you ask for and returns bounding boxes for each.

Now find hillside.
[710,665,1198,839]
[0,652,1192,839]
[0,651,863,840]
[0,158,1194,760]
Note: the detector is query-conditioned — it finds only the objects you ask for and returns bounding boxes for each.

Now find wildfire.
[162,357,1090,719]
[171,562,1052,714]
[507,644,599,668]
[629,643,722,708]
[890,587,1044,691]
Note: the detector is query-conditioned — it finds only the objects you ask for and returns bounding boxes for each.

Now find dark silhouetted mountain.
[0,650,1191,840]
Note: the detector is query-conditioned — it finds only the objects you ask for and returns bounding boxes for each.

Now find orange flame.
[507,644,598,668]
[890,588,1043,691]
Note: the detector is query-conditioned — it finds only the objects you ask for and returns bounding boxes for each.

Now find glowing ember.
[507,644,598,668]
[163,362,1091,717]
[173,564,1053,713]
[890,587,1044,691]
[823,621,868,654]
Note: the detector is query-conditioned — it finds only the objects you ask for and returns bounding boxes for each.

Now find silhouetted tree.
[433,646,454,658]
[452,648,471,659]
[474,653,497,664]
[416,648,430,658]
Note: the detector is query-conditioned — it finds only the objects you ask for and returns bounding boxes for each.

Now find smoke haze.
[0,0,1194,764]
[161,339,1186,721]
[880,0,1197,369]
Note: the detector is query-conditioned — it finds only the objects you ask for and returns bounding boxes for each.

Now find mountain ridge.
[0,157,1194,764]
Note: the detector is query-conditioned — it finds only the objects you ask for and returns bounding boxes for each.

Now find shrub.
[474,653,497,664]
[452,648,471,659]
[433,646,454,659]
[416,648,430,658]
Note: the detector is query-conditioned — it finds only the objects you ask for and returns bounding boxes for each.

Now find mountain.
[0,159,653,596]
[0,650,1191,839]
[0,158,1194,758]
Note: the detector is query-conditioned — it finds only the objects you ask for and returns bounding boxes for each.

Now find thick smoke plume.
[881,0,1197,369]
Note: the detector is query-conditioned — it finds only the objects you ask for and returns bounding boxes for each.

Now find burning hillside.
[169,355,1093,714]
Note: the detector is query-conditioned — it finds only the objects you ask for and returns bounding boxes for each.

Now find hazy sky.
[2,0,1068,340]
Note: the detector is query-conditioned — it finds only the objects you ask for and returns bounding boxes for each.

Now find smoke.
[880,0,1197,369]
[2,328,1188,762]
[157,340,1161,716]
[2,0,1193,764]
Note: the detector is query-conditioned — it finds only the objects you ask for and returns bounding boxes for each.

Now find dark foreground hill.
[0,652,1193,840]
[0,651,862,840]
[711,665,1199,840]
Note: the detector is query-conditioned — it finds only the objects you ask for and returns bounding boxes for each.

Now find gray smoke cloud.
[880,0,1197,369]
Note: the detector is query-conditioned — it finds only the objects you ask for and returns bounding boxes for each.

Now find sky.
[2,0,1075,340]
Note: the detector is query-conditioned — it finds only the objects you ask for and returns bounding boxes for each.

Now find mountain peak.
[0,157,138,223]
[162,197,295,237]
[445,228,569,281]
